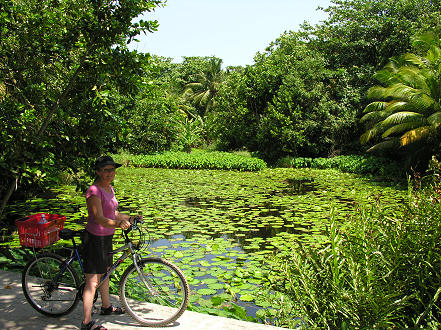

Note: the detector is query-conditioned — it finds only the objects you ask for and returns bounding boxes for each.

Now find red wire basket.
[16,213,66,248]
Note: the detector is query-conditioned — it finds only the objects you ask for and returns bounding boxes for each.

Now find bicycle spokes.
[119,258,189,327]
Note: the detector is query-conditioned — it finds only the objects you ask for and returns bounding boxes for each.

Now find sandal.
[100,304,125,315]
[81,320,107,330]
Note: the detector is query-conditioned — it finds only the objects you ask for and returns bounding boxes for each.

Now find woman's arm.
[87,196,130,229]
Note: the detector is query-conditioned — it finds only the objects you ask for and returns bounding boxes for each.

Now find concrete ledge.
[0,269,285,330]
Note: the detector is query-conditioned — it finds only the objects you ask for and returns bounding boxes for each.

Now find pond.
[2,168,407,319]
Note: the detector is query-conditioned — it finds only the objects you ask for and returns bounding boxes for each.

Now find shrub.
[113,150,267,171]
[276,155,405,177]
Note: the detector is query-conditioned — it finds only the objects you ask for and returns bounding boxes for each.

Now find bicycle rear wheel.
[119,257,190,327]
[22,253,80,316]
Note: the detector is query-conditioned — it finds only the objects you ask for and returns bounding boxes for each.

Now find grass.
[260,171,441,329]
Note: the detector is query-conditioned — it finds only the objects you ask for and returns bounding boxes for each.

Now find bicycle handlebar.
[132,215,143,227]
[123,215,143,235]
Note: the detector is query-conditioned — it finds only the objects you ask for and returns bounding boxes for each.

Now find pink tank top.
[85,184,118,236]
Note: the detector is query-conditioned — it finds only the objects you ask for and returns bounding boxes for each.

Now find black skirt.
[82,231,114,274]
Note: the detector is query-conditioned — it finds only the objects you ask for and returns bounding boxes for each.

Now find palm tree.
[184,58,224,116]
[360,33,441,164]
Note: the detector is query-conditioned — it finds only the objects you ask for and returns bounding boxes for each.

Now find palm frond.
[384,56,406,71]
[361,101,409,124]
[360,126,381,144]
[427,112,441,128]
[396,66,428,90]
[367,86,388,100]
[400,126,433,146]
[373,69,398,85]
[386,100,409,112]
[427,45,441,64]
[402,54,426,67]
[411,32,438,51]
[426,77,441,101]
[193,90,210,105]
[408,92,436,113]
[387,83,419,100]
[363,101,387,114]
[182,88,194,98]
[366,138,400,152]
[381,111,425,127]
[383,111,425,125]
[382,122,422,138]
[200,90,211,104]
[361,34,441,157]
[185,82,203,89]
[360,112,384,123]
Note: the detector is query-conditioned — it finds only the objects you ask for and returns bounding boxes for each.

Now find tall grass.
[260,172,441,329]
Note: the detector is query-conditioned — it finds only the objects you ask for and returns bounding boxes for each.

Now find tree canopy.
[0,0,164,216]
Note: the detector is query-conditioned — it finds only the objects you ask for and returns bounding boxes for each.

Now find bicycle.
[21,216,190,327]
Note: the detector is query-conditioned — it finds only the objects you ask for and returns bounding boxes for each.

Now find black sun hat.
[94,156,122,170]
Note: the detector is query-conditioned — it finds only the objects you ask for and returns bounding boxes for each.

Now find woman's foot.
[81,320,107,330]
[100,304,125,315]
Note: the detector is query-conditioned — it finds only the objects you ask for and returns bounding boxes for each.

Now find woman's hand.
[119,219,131,230]
[129,215,143,224]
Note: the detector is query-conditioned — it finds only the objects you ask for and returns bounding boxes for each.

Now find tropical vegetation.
[276,154,404,177]
[112,150,267,171]
[360,33,441,169]
[2,0,441,211]
[0,0,166,216]
[183,57,224,117]
[2,0,441,328]
[263,161,441,329]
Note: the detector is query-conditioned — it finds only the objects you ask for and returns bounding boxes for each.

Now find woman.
[81,156,140,330]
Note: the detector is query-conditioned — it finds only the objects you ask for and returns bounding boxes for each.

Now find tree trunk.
[0,177,18,220]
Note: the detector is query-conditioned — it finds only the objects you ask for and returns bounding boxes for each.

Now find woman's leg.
[83,273,102,324]
[99,271,111,309]
[100,235,114,309]
[99,268,124,314]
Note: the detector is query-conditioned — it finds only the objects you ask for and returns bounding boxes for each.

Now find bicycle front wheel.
[119,257,190,327]
[22,253,80,316]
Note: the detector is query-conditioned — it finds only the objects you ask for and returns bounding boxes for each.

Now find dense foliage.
[3,0,441,214]
[211,0,441,163]
[276,155,404,178]
[213,33,357,162]
[360,33,441,169]
[0,0,165,217]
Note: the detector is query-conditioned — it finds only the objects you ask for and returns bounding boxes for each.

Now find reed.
[261,173,441,328]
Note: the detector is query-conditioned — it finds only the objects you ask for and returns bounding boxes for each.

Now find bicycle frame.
[60,227,156,296]
[53,236,84,287]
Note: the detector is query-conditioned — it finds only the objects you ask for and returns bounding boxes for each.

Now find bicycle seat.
[59,228,84,240]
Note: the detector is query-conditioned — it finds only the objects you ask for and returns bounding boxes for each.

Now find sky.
[128,0,332,67]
